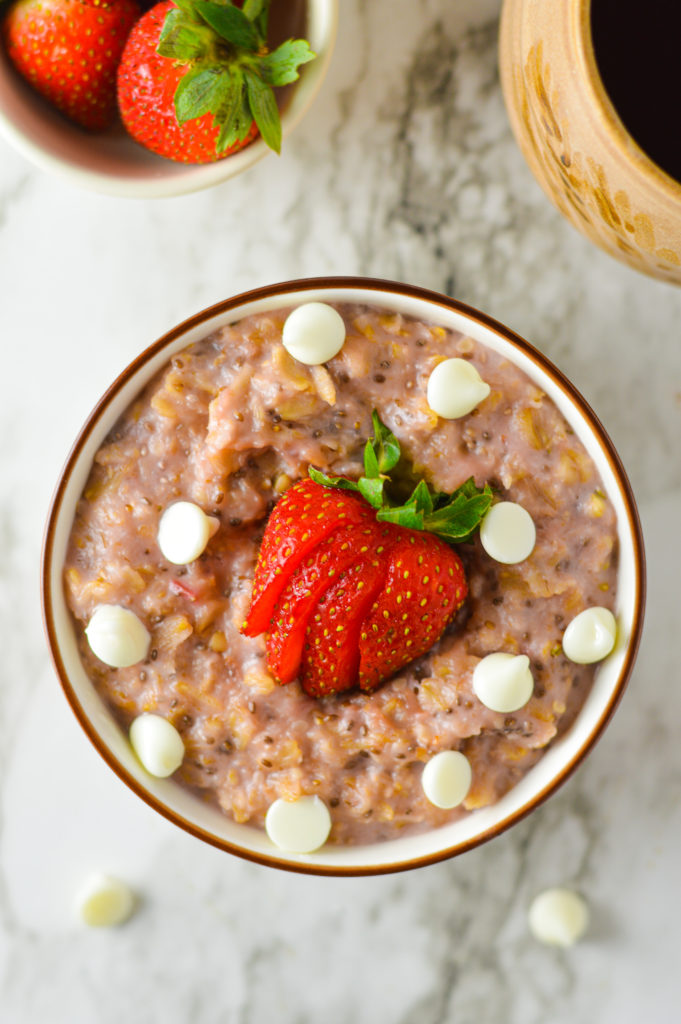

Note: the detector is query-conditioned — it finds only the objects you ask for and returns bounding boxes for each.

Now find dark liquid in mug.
[591,0,681,183]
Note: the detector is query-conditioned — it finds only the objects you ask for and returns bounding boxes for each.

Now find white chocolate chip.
[157,501,219,565]
[480,501,536,564]
[528,888,589,946]
[472,652,534,713]
[426,358,491,419]
[265,795,332,853]
[282,302,346,365]
[562,606,617,664]
[421,750,472,809]
[129,713,185,778]
[85,605,150,668]
[76,873,136,928]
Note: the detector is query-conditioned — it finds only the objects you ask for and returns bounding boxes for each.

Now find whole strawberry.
[117,0,315,163]
[2,0,141,131]
[242,413,494,698]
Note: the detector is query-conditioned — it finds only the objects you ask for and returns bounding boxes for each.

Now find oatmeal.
[64,304,618,844]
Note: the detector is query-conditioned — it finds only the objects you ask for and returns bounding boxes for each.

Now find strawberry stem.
[309,411,494,545]
[157,0,316,155]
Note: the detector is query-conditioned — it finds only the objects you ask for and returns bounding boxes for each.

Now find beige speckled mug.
[499,0,681,284]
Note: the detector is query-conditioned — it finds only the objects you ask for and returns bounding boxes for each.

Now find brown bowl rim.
[41,276,646,876]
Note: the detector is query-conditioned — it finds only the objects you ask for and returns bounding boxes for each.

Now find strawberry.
[301,554,388,698]
[242,412,494,698]
[2,0,141,131]
[357,530,467,692]
[117,0,315,163]
[242,479,374,638]
[266,517,390,685]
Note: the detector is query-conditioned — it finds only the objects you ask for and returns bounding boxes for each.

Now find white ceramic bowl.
[0,0,337,197]
[42,277,645,874]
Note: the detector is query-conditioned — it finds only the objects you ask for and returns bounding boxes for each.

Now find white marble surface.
[2,1,680,1020]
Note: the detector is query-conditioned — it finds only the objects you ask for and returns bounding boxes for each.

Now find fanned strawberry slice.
[242,412,491,698]
[358,531,468,692]
[266,518,387,684]
[300,540,394,698]
[242,480,373,638]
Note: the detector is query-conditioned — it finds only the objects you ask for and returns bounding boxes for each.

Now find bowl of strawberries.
[42,277,645,874]
[0,0,337,196]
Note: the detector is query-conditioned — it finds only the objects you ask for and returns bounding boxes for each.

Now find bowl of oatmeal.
[42,277,645,874]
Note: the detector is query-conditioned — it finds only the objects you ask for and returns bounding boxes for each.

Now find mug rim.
[577,0,681,198]
[41,276,647,875]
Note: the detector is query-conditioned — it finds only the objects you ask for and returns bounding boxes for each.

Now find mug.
[499,0,681,285]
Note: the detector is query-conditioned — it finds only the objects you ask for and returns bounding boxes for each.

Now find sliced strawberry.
[242,479,373,638]
[241,411,490,699]
[300,539,394,698]
[358,531,468,692]
[266,518,387,685]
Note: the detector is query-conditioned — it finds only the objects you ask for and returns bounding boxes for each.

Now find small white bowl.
[42,278,645,875]
[0,0,337,197]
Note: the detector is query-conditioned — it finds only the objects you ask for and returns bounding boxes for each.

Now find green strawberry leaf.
[363,439,381,480]
[424,482,494,543]
[450,477,482,500]
[174,66,233,124]
[242,0,266,20]
[375,480,432,529]
[194,0,258,49]
[358,477,385,509]
[308,466,360,493]
[214,71,253,151]
[243,0,270,40]
[259,39,317,86]
[158,9,216,61]
[244,70,281,152]
[238,86,257,137]
[407,479,434,515]
[376,504,425,530]
[371,409,401,473]
[172,0,204,18]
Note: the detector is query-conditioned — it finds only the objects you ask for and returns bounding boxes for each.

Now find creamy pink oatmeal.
[64,304,618,844]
